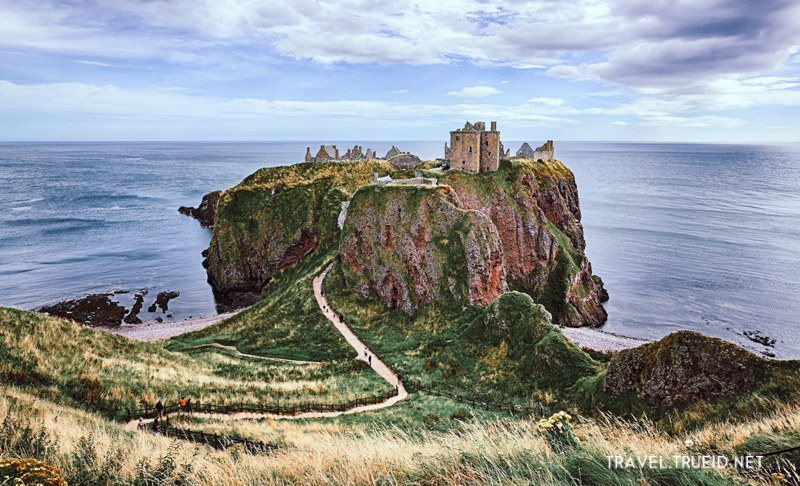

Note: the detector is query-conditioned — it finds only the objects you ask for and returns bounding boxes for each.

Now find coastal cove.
[1,141,798,358]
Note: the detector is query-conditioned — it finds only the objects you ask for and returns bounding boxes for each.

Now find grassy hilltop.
[3,158,800,485]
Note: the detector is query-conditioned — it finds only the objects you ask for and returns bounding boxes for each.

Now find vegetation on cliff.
[206,160,394,296]
[205,157,607,328]
[339,184,506,313]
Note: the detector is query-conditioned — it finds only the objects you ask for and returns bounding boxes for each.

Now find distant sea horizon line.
[1,140,799,145]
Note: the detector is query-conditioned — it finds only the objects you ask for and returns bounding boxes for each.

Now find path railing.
[127,390,398,421]
[141,424,281,455]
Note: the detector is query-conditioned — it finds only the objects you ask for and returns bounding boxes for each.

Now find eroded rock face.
[339,185,507,313]
[205,160,396,297]
[179,190,221,228]
[438,162,607,327]
[604,330,767,405]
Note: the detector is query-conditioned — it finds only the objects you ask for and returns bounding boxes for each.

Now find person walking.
[179,397,186,414]
[368,354,372,366]
[186,398,192,415]
[155,399,164,418]
[152,417,160,434]
[397,373,403,386]
[364,347,368,358]
[137,417,145,431]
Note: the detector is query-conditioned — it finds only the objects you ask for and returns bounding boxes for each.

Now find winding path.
[126,264,407,430]
[191,343,321,365]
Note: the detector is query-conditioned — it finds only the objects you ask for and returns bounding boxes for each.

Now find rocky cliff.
[431,159,607,326]
[178,190,221,228]
[339,184,507,312]
[204,160,395,301]
[202,157,606,327]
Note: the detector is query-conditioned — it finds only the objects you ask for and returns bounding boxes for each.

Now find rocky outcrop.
[205,160,396,298]
[39,294,127,327]
[435,160,607,327]
[339,184,507,313]
[604,330,768,405]
[205,158,606,328]
[179,190,221,228]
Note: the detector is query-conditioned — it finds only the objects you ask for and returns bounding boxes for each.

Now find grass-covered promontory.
[0,302,390,419]
[205,157,607,328]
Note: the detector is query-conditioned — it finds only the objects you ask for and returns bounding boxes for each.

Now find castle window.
[468,146,472,153]
[455,136,460,141]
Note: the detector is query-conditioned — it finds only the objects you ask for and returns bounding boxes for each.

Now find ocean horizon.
[1,141,798,358]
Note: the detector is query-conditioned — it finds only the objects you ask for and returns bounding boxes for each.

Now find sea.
[0,141,798,358]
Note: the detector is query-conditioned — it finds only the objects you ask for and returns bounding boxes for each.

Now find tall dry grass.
[3,384,792,485]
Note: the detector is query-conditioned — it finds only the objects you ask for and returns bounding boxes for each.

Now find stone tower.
[446,121,501,173]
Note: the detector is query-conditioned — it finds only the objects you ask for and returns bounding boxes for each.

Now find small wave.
[12,197,44,205]
[11,206,32,212]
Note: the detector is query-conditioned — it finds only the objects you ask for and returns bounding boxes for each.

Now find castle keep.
[444,121,555,173]
[444,121,503,173]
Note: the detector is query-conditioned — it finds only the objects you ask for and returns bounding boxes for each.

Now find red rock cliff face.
[439,160,607,327]
[339,185,507,313]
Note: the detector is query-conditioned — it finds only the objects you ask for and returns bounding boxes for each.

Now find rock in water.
[39,294,127,327]
[340,184,507,313]
[604,330,768,405]
[153,291,180,312]
[178,190,221,228]
[123,292,146,324]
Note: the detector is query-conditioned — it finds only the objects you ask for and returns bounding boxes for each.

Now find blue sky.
[1,0,799,142]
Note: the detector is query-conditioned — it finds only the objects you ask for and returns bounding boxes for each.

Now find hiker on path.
[397,373,403,386]
[186,398,192,415]
[152,418,160,434]
[364,347,368,358]
[368,354,372,365]
[179,397,186,414]
[137,418,145,431]
[155,399,164,418]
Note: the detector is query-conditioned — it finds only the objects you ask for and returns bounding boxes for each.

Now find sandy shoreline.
[104,311,240,341]
[560,326,651,353]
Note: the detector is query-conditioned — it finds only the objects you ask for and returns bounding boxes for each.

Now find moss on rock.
[604,330,769,405]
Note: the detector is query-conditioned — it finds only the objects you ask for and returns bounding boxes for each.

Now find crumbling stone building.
[444,121,504,173]
[516,140,554,161]
[304,144,382,163]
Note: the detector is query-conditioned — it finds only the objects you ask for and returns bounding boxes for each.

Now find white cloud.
[445,86,501,98]
[612,121,628,126]
[0,80,575,125]
[527,97,565,108]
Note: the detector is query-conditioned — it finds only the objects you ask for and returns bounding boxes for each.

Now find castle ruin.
[444,121,503,173]
[516,141,554,161]
[444,121,555,172]
[305,144,379,163]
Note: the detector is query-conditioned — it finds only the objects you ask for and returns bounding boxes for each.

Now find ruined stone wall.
[450,130,480,172]
[389,154,421,170]
[480,131,500,172]
[532,141,554,161]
